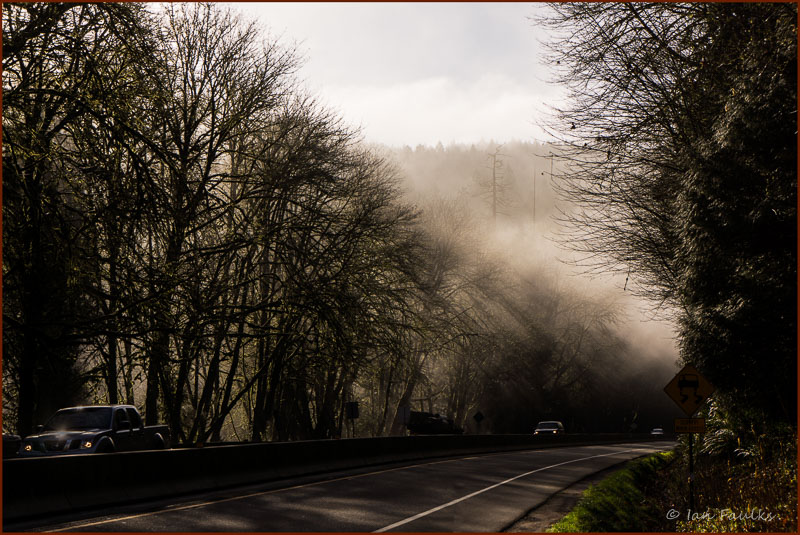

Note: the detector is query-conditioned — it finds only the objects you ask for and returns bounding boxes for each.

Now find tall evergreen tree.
[541,3,796,424]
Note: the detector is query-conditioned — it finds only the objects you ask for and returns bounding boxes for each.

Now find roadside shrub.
[548,451,676,532]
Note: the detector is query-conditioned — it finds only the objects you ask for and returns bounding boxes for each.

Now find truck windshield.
[44,408,113,431]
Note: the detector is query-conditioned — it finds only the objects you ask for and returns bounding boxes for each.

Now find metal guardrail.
[3,433,672,524]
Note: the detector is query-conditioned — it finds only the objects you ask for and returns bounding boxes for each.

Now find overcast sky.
[223,2,562,147]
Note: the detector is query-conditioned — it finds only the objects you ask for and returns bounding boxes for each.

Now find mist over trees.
[3,2,683,442]
[386,143,680,434]
[540,3,796,427]
[391,141,558,228]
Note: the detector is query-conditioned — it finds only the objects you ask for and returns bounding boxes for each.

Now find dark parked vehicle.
[407,411,463,435]
[19,405,169,456]
[3,433,21,458]
[533,421,565,435]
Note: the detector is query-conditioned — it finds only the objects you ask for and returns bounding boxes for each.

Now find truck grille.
[44,440,66,451]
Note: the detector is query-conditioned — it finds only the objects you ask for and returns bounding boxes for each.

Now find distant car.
[533,421,565,435]
[650,427,665,436]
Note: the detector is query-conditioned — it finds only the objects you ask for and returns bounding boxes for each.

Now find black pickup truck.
[18,405,170,456]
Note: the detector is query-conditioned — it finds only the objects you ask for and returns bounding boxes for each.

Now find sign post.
[664,365,715,515]
[663,364,715,416]
[473,411,484,435]
[345,401,359,438]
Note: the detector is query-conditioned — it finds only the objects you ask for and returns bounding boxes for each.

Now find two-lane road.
[24,441,675,532]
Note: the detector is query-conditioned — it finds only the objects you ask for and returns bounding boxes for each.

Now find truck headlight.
[23,443,33,452]
[80,440,93,449]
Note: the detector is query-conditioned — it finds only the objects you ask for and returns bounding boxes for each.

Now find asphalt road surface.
[24,441,675,532]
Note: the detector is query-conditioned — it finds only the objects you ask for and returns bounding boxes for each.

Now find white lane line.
[43,444,666,533]
[41,453,513,532]
[372,446,657,533]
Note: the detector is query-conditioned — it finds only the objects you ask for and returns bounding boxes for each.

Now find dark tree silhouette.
[540,3,796,424]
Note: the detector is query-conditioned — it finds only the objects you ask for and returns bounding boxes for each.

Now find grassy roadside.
[547,451,677,532]
[548,434,797,533]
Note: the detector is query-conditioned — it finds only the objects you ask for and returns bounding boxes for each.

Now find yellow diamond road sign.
[664,364,715,416]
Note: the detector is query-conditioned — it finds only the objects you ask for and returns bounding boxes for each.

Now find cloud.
[225,2,567,146]
[322,74,556,146]
[245,3,542,85]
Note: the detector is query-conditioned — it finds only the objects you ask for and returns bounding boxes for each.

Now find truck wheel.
[96,439,115,453]
[152,433,166,450]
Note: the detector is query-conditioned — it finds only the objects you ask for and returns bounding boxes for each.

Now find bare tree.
[2,2,154,434]
[130,4,299,432]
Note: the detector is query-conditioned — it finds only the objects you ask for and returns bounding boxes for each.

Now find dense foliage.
[541,3,796,426]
